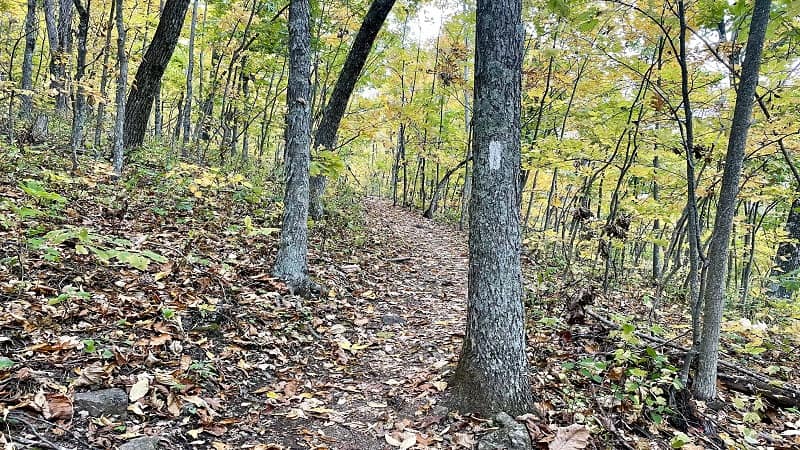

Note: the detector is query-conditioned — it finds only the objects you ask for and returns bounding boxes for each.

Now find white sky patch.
[395,0,461,45]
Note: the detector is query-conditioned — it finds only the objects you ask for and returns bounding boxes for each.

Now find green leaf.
[0,357,15,370]
[141,250,168,263]
[82,339,96,353]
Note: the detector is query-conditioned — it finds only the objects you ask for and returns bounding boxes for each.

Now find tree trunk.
[94,3,115,151]
[449,0,534,416]
[124,0,191,149]
[273,0,312,292]
[42,0,72,114]
[694,0,771,401]
[112,0,127,177]
[70,0,90,172]
[20,0,37,118]
[308,0,397,219]
[423,158,470,219]
[772,198,800,297]
[181,0,198,154]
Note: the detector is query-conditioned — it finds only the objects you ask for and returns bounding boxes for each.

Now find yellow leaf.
[187,428,203,439]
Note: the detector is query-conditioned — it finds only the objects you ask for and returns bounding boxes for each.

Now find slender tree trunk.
[676,0,704,385]
[240,58,250,162]
[309,0,397,219]
[181,0,198,154]
[773,198,800,297]
[94,3,115,151]
[449,0,533,416]
[273,0,312,293]
[124,0,191,148]
[70,0,91,172]
[112,0,127,177]
[694,0,771,400]
[42,0,71,114]
[423,158,469,219]
[20,0,37,118]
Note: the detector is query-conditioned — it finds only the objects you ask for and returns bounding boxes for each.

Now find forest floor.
[2,149,800,449]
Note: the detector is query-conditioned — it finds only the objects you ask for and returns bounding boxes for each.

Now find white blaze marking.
[489,141,502,170]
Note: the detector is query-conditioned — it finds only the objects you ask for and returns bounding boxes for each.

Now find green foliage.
[310,152,346,178]
[0,357,15,370]
[26,225,168,271]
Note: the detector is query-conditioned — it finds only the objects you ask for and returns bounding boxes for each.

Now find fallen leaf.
[453,433,474,448]
[41,392,73,420]
[549,424,590,450]
[129,376,150,401]
[187,428,203,439]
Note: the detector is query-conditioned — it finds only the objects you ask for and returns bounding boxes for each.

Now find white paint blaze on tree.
[449,0,534,416]
[273,0,312,292]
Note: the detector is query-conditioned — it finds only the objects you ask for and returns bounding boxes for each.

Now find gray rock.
[477,412,532,450]
[74,388,128,417]
[381,314,406,325]
[118,436,161,450]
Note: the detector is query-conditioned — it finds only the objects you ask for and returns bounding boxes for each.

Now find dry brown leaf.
[384,431,416,449]
[41,392,73,420]
[129,376,150,402]
[453,432,475,448]
[549,424,590,450]
[71,363,106,388]
[148,334,172,346]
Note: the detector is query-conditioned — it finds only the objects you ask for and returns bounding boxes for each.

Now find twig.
[585,309,800,400]
[3,413,65,450]
[387,257,412,263]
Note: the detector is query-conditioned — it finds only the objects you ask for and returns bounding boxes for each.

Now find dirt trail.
[282,198,470,449]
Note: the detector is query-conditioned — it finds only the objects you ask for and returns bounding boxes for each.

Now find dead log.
[585,309,800,407]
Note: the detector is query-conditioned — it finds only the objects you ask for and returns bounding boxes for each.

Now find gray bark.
[70,0,90,172]
[42,0,72,114]
[449,0,534,416]
[181,0,198,154]
[112,0,127,177]
[124,0,191,148]
[694,0,771,401]
[20,0,37,118]
[308,0,397,219]
[273,0,312,292]
[773,198,800,297]
[94,3,115,151]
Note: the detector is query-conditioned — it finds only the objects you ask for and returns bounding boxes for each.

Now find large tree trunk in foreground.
[449,0,534,416]
[308,0,397,219]
[273,0,312,292]
[124,0,191,148]
[694,0,771,401]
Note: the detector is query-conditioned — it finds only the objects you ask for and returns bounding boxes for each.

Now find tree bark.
[273,0,312,292]
[181,0,198,154]
[42,0,72,114]
[124,0,191,149]
[449,0,534,416]
[70,0,90,172]
[94,3,115,151]
[112,0,127,177]
[308,0,397,219]
[20,0,37,118]
[694,0,771,401]
[772,198,800,297]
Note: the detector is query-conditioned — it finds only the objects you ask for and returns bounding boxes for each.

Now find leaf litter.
[1,151,799,449]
